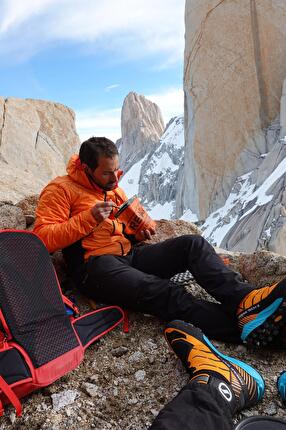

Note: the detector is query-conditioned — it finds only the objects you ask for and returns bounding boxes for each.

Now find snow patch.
[201,153,286,246]
[148,201,175,219]
[147,152,177,174]
[240,156,286,219]
[119,154,148,198]
[180,209,198,223]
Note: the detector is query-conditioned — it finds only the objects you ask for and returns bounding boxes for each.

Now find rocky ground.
[1,282,286,430]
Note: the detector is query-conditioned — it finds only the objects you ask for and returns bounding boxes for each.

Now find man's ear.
[84,165,97,179]
[82,163,90,172]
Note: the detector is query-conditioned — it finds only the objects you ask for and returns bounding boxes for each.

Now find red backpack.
[0,230,124,417]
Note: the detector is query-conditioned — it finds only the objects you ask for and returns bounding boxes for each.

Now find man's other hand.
[135,227,156,242]
[91,201,115,223]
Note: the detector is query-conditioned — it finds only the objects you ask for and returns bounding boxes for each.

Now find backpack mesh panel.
[0,232,79,368]
[0,349,31,384]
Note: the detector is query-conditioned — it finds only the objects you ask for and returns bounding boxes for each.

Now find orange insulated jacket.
[34,155,131,259]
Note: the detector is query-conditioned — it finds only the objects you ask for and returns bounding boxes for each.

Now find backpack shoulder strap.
[73,306,124,349]
[0,374,22,416]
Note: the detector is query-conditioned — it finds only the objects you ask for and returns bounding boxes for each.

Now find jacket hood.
[67,155,95,190]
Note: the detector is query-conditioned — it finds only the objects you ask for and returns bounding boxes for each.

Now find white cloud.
[0,0,185,65]
[105,84,120,92]
[75,87,183,142]
[147,88,184,124]
[0,0,58,33]
[75,107,121,143]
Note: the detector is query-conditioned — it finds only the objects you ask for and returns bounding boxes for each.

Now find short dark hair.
[79,137,118,170]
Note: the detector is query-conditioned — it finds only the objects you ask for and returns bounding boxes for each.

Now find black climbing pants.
[149,382,233,430]
[84,235,255,342]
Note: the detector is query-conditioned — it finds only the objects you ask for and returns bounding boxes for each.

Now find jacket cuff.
[80,209,98,232]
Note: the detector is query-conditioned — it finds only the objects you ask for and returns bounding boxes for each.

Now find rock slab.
[0,97,80,203]
[181,0,286,219]
[119,92,165,173]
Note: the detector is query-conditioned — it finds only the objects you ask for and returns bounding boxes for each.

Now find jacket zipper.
[104,191,123,255]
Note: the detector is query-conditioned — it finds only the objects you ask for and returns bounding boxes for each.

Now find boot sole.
[239,280,286,344]
[242,299,286,347]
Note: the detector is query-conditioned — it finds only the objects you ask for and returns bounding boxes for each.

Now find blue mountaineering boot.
[165,320,265,414]
[277,371,286,403]
[237,279,286,348]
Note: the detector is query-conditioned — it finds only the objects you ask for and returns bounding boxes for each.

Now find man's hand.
[135,227,156,242]
[91,201,115,223]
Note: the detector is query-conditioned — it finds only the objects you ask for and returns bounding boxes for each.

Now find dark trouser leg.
[85,254,240,342]
[131,235,255,313]
[149,383,233,430]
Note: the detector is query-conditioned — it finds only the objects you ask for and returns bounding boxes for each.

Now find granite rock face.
[0,97,80,203]
[181,0,286,220]
[220,137,286,256]
[139,117,184,212]
[119,116,185,220]
[280,79,286,138]
[201,97,286,256]
[119,92,165,173]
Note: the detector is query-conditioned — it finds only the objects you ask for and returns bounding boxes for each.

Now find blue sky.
[0,0,185,141]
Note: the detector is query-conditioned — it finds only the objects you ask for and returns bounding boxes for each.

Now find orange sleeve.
[33,184,97,253]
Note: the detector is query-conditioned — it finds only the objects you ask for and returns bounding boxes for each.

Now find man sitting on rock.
[34,136,286,348]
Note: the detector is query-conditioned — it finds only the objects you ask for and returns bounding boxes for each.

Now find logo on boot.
[218,382,233,402]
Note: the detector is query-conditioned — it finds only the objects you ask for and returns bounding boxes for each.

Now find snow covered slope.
[198,135,286,255]
[119,116,184,219]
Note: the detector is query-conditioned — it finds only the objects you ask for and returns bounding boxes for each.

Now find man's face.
[88,155,120,191]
